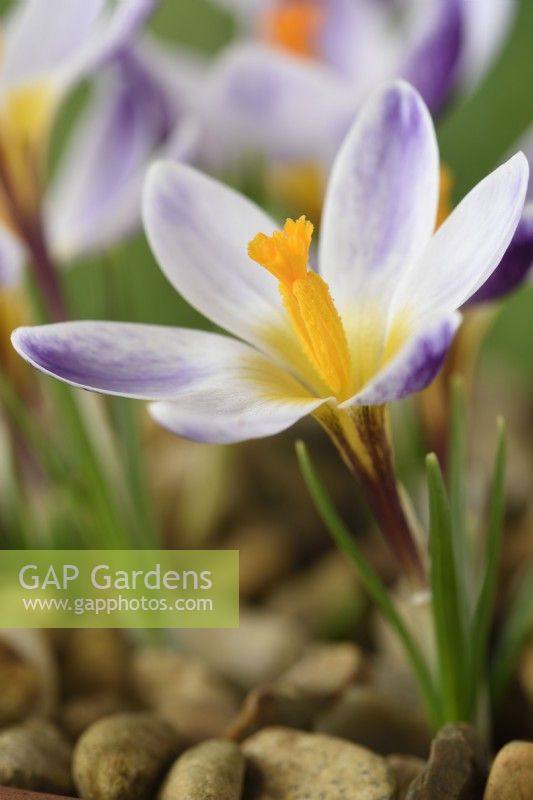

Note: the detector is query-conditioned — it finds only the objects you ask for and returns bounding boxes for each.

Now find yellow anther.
[249,216,352,399]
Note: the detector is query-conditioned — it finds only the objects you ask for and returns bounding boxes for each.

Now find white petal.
[394,152,529,322]
[0,226,25,287]
[319,80,439,321]
[142,160,295,358]
[1,0,105,88]
[460,0,517,89]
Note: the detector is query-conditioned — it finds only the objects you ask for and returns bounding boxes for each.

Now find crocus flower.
[0,0,160,313]
[12,81,528,581]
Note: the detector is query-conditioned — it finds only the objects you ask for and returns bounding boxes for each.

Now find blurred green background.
[3,0,532,380]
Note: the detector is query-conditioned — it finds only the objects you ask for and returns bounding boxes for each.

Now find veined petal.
[401,0,464,113]
[394,152,529,320]
[143,160,298,358]
[198,43,355,171]
[319,80,439,320]
[149,386,324,444]
[1,0,105,89]
[465,203,533,305]
[341,313,461,407]
[47,51,178,261]
[11,321,319,403]
[0,226,25,288]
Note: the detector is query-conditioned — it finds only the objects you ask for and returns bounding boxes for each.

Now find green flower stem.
[296,439,444,731]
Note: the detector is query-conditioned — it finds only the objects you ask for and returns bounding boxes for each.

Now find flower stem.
[316,404,426,587]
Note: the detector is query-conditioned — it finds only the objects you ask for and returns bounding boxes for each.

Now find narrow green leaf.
[470,418,506,713]
[427,453,470,722]
[448,376,472,618]
[296,440,443,731]
[491,566,533,706]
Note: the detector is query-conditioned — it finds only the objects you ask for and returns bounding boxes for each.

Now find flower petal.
[47,50,180,261]
[341,313,461,407]
[198,43,355,171]
[401,0,464,113]
[319,80,439,320]
[1,0,105,88]
[11,322,324,444]
[142,159,296,356]
[465,203,533,305]
[394,152,529,321]
[12,320,319,402]
[0,226,25,288]
[460,0,517,89]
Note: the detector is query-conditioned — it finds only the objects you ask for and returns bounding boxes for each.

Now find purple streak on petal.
[465,205,533,304]
[402,0,465,114]
[346,315,460,406]
[87,0,161,71]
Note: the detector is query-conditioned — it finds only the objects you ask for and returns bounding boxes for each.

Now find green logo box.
[0,550,239,628]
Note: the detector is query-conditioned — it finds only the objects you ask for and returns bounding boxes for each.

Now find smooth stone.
[279,643,363,697]
[59,691,132,739]
[61,629,130,697]
[315,686,431,758]
[73,712,179,800]
[483,741,533,799]
[406,724,488,800]
[132,649,240,744]
[0,644,43,727]
[242,726,395,799]
[0,719,73,794]
[159,739,244,800]
[386,756,426,800]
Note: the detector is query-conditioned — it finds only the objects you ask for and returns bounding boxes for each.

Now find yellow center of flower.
[261,1,324,58]
[0,80,55,231]
[248,216,352,399]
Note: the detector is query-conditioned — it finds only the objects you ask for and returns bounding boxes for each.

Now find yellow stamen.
[261,1,324,58]
[436,164,454,229]
[249,216,352,398]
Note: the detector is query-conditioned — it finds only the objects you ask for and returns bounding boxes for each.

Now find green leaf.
[470,418,506,713]
[426,453,470,721]
[491,566,533,706]
[448,376,472,618]
[296,440,443,731]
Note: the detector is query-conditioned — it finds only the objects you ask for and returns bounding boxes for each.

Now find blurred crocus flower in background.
[0,0,160,315]
[12,81,528,579]
[198,0,517,189]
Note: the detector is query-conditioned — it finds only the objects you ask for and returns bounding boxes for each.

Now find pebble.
[61,629,130,697]
[483,740,533,800]
[0,643,43,727]
[242,726,395,799]
[406,724,488,800]
[0,719,74,794]
[73,712,179,800]
[59,691,132,739]
[386,755,425,800]
[132,649,240,743]
[316,686,431,757]
[159,739,245,800]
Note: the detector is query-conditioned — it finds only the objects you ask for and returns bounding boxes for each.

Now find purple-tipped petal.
[343,313,461,406]
[11,321,320,408]
[401,0,464,114]
[394,152,529,321]
[465,204,533,305]
[48,50,180,260]
[319,80,439,322]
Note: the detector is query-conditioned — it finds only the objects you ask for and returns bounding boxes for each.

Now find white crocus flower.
[12,80,528,580]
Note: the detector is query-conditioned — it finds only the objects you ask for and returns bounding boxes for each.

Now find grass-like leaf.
[448,376,472,619]
[427,453,470,721]
[469,418,506,714]
[296,439,443,731]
